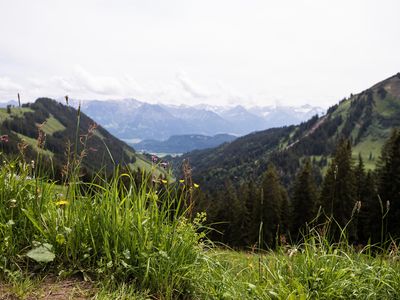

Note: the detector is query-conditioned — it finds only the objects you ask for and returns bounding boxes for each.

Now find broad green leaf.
[26,244,55,263]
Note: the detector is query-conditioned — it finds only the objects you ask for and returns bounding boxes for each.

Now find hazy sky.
[0,0,399,107]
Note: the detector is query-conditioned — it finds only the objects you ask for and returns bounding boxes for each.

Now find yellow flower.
[193,183,199,188]
[55,200,69,206]
[179,179,185,183]
[161,179,168,184]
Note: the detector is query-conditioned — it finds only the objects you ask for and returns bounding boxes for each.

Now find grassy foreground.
[1,157,400,299]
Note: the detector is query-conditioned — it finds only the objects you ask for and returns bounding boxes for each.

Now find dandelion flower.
[161,179,168,184]
[55,200,69,206]
[179,179,185,183]
[193,183,200,188]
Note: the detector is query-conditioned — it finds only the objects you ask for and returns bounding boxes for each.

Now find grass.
[1,156,400,299]
[0,152,204,298]
[41,114,66,135]
[15,132,54,157]
[130,153,171,180]
[0,107,34,121]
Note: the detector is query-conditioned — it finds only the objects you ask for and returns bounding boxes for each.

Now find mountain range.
[75,99,324,142]
[1,97,324,154]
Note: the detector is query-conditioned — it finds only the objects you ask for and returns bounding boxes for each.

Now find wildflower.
[0,135,9,143]
[37,122,46,149]
[161,179,168,184]
[288,248,298,258]
[9,199,17,208]
[160,162,169,169]
[179,179,185,183]
[151,155,158,163]
[193,183,199,188]
[55,200,69,206]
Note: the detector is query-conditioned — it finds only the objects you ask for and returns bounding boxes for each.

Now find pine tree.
[320,138,356,239]
[357,171,379,244]
[221,179,246,246]
[377,129,400,239]
[290,159,318,239]
[260,164,287,248]
[240,181,259,246]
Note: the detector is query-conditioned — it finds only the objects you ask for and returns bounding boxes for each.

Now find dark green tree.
[377,129,400,239]
[260,164,287,248]
[357,171,379,244]
[214,180,246,246]
[320,138,356,239]
[290,159,318,239]
[239,181,260,246]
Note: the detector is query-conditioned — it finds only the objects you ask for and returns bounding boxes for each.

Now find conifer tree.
[357,171,379,243]
[377,129,400,239]
[354,154,367,242]
[291,159,318,239]
[221,179,246,246]
[320,138,356,239]
[240,181,259,246]
[260,164,287,248]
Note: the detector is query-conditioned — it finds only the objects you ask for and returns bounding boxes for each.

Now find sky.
[0,0,399,108]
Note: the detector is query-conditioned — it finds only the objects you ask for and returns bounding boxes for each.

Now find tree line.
[194,129,400,249]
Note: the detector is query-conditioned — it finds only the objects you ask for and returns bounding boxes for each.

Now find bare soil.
[0,277,95,300]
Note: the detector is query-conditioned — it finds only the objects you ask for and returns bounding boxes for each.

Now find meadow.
[1,152,400,299]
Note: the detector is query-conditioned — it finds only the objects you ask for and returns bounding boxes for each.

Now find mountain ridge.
[68,98,324,142]
[0,98,156,180]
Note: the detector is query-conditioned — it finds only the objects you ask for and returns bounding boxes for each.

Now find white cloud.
[176,72,209,99]
[0,77,22,92]
[72,65,124,95]
[0,0,399,107]
[0,77,22,99]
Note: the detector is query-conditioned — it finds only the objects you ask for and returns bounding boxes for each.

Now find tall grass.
[2,157,400,299]
[0,154,207,298]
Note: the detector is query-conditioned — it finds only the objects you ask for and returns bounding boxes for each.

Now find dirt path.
[0,278,94,300]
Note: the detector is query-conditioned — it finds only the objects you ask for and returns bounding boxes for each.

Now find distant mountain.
[135,133,237,154]
[0,98,156,180]
[0,100,18,108]
[171,73,400,190]
[249,104,324,128]
[77,99,324,141]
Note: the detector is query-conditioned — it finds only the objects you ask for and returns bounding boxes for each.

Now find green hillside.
[0,98,158,180]
[174,73,400,188]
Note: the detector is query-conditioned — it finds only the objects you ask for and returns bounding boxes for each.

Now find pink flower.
[0,135,9,143]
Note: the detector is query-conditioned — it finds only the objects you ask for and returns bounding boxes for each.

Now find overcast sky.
[0,0,399,107]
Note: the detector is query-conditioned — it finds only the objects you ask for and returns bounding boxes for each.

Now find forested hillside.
[172,73,400,248]
[0,98,145,180]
